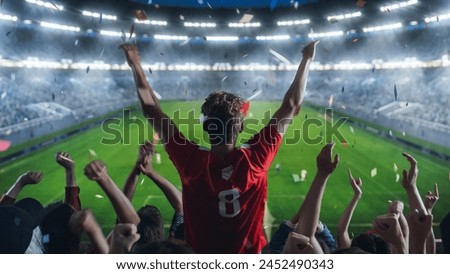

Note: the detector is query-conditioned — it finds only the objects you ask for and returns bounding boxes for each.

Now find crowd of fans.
[1,41,448,254]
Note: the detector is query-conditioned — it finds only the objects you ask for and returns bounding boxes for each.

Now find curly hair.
[201,91,244,145]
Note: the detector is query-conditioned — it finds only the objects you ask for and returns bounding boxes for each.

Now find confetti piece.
[135,10,148,21]
[275,163,280,172]
[86,66,90,73]
[148,67,152,74]
[160,52,164,56]
[352,38,359,43]
[372,67,375,73]
[394,84,398,101]
[121,29,126,42]
[180,15,185,21]
[99,47,105,59]
[406,102,409,106]
[221,76,228,82]
[236,8,240,14]
[244,81,247,85]
[269,49,292,65]
[241,101,250,116]
[59,155,75,163]
[52,92,55,101]
[402,131,406,136]
[292,174,300,183]
[389,130,393,136]
[88,149,97,157]
[74,39,79,46]
[155,153,161,164]
[239,13,254,24]
[129,24,135,40]
[179,38,191,46]
[203,36,207,40]
[300,169,307,182]
[393,163,398,172]
[341,86,345,93]
[371,168,377,178]
[328,95,334,108]
[246,89,262,101]
[99,13,103,24]
[95,194,104,199]
[1,91,6,99]
[356,0,366,8]
[49,1,61,11]
[5,129,12,135]
[241,53,249,59]
[198,0,204,4]
[153,90,162,100]
[349,126,354,134]
[207,2,212,9]
[140,178,145,185]
[6,31,11,36]
[395,173,400,183]
[0,140,11,152]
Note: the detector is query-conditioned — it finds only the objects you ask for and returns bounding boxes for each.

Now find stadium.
[0,0,449,254]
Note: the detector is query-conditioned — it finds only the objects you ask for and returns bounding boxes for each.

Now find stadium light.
[184,22,216,28]
[134,19,167,26]
[277,19,310,26]
[0,13,18,22]
[308,31,344,38]
[82,10,117,21]
[100,30,126,37]
[23,20,33,24]
[228,22,261,28]
[327,12,362,22]
[363,22,402,32]
[154,34,188,41]
[256,35,290,41]
[40,21,80,32]
[25,0,64,11]
[380,0,418,12]
[425,12,450,23]
[205,36,239,41]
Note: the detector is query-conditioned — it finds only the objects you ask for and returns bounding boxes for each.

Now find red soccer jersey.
[165,125,282,253]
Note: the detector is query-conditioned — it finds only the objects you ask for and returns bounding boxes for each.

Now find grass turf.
[0,101,448,239]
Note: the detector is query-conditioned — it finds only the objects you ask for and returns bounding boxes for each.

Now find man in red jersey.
[120,40,318,253]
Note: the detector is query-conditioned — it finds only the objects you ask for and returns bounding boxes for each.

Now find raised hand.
[401,152,418,190]
[56,151,75,170]
[17,171,43,186]
[302,41,319,60]
[348,169,362,198]
[137,142,156,177]
[316,143,339,176]
[84,160,108,182]
[372,213,406,252]
[423,183,439,213]
[109,223,141,254]
[119,44,140,67]
[388,200,405,215]
[407,209,433,253]
[69,209,97,235]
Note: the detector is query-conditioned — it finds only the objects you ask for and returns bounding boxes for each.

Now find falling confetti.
[275,163,280,172]
[394,84,398,101]
[349,126,354,134]
[180,15,185,21]
[402,131,406,136]
[393,163,398,172]
[1,91,6,99]
[179,38,191,46]
[292,174,300,183]
[356,0,366,8]
[155,153,161,164]
[206,2,212,9]
[372,67,375,73]
[239,14,254,24]
[88,149,97,157]
[328,95,334,108]
[269,49,292,65]
[160,52,164,56]
[5,129,12,136]
[221,76,228,82]
[49,1,61,11]
[95,194,104,199]
[294,1,299,9]
[341,86,345,93]
[246,89,262,101]
[241,53,249,59]
[148,67,152,74]
[74,39,79,46]
[6,31,11,36]
[236,8,240,14]
[52,92,55,101]
[140,178,145,185]
[86,66,90,73]
[99,13,103,24]
[300,169,307,182]
[371,168,377,178]
[99,47,105,58]
[352,38,359,43]
[0,140,11,152]
[121,29,126,42]
[389,130,393,136]
[244,81,247,85]
[135,10,148,21]
[395,173,400,183]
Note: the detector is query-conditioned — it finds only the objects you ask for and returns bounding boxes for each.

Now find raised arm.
[423,183,439,254]
[138,149,183,214]
[284,143,338,254]
[84,160,140,225]
[373,213,408,254]
[0,171,43,205]
[401,152,427,214]
[337,169,362,249]
[120,44,175,143]
[271,41,318,136]
[56,152,81,210]
[122,142,153,201]
[69,209,109,254]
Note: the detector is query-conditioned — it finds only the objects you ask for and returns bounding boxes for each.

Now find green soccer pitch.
[0,101,448,239]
